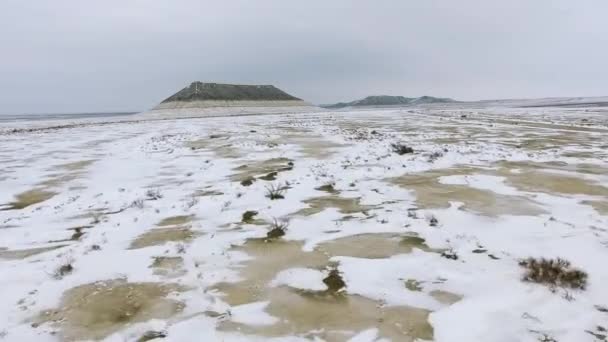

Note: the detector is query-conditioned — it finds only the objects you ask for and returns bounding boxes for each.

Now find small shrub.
[53,260,74,279]
[267,218,288,239]
[585,327,607,341]
[441,249,458,260]
[391,143,414,155]
[242,210,258,223]
[405,279,423,292]
[428,151,444,163]
[131,199,144,209]
[407,208,418,219]
[176,243,187,254]
[316,182,337,193]
[429,216,439,227]
[537,334,557,342]
[221,201,232,211]
[519,257,588,290]
[265,183,286,200]
[240,177,255,186]
[146,189,163,201]
[259,171,278,181]
[137,330,168,342]
[323,268,346,293]
[184,196,198,209]
[595,305,608,313]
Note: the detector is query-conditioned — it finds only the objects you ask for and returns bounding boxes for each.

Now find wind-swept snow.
[0,106,607,341]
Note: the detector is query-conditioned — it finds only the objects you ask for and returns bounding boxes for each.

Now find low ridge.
[322,95,455,109]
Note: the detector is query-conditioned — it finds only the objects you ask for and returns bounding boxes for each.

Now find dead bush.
[240,177,256,187]
[323,267,346,293]
[265,183,286,200]
[53,260,74,279]
[520,257,587,290]
[391,143,414,155]
[267,218,288,239]
[242,210,258,223]
[145,189,163,201]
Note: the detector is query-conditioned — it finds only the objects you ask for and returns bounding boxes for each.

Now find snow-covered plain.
[0,107,607,341]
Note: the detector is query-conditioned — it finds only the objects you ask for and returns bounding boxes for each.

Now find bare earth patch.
[129,227,198,249]
[0,189,57,211]
[32,280,185,341]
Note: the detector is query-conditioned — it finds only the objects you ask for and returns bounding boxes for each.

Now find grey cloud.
[1,0,607,114]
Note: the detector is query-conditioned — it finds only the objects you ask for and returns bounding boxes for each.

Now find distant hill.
[145,82,316,118]
[321,95,456,109]
[160,82,302,103]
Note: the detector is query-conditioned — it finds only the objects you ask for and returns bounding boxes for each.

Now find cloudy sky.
[1,0,607,114]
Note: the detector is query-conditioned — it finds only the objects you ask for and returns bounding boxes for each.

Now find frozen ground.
[0,107,607,341]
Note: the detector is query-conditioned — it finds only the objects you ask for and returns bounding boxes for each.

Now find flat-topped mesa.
[162,82,300,102]
[152,82,309,111]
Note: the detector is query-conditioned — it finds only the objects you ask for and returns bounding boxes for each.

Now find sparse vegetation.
[240,177,256,186]
[175,243,187,254]
[145,189,163,201]
[441,249,458,260]
[242,210,258,223]
[586,326,607,341]
[316,182,337,193]
[407,208,418,219]
[405,279,423,291]
[265,183,286,200]
[137,330,168,342]
[259,171,278,181]
[130,199,144,209]
[53,260,74,279]
[267,218,288,239]
[391,143,414,155]
[184,196,198,209]
[596,305,608,313]
[519,257,588,290]
[428,151,444,163]
[221,200,232,211]
[537,333,557,342]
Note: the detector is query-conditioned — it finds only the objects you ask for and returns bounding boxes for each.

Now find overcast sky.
[1,0,607,114]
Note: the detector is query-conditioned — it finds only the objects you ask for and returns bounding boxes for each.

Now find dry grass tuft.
[137,330,168,342]
[391,143,414,155]
[266,218,289,239]
[265,183,286,200]
[53,260,74,279]
[520,257,588,290]
[145,189,163,201]
[240,177,256,186]
[241,210,258,223]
